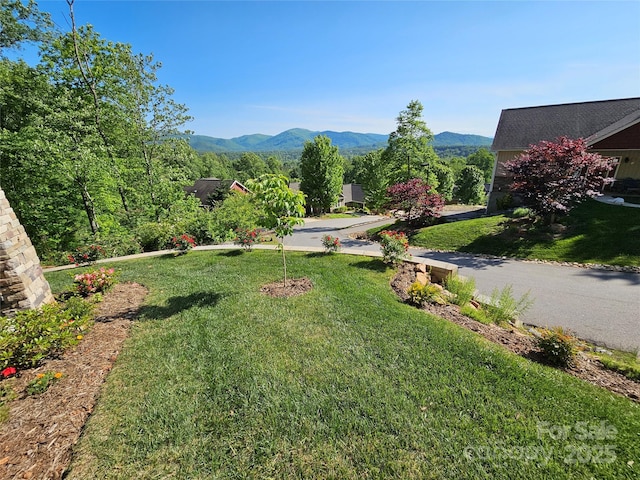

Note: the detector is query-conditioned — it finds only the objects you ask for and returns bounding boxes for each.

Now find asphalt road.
[290,213,640,352]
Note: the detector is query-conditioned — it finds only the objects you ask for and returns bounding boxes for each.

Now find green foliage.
[352,149,390,212]
[0,299,94,370]
[443,274,476,307]
[135,221,176,252]
[209,192,263,242]
[495,193,514,211]
[378,230,410,265]
[0,381,17,423]
[0,0,53,52]
[25,371,63,395]
[384,100,439,184]
[511,207,533,218]
[597,355,640,381]
[457,165,486,205]
[466,147,496,184]
[536,327,578,368]
[431,162,454,201]
[300,135,345,214]
[460,304,492,324]
[485,285,533,325]
[407,281,447,306]
[67,244,104,266]
[247,174,306,284]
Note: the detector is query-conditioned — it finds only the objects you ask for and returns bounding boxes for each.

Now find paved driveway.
[290,214,640,352]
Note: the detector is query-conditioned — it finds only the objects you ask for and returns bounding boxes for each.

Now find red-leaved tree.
[387,178,444,227]
[505,137,617,222]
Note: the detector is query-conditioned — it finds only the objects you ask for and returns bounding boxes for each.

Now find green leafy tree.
[300,135,344,214]
[384,100,439,184]
[0,0,53,53]
[355,149,391,212]
[431,162,454,202]
[467,147,496,183]
[457,165,486,205]
[233,152,268,182]
[248,174,305,286]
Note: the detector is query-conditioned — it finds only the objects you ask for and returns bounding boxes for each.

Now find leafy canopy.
[505,137,617,220]
[386,178,444,227]
[300,135,344,214]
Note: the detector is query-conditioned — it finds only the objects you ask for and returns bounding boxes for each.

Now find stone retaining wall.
[0,187,54,316]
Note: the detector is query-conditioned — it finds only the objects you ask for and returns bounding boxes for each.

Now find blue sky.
[17,1,640,138]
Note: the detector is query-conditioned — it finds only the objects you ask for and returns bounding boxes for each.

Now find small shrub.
[0,299,94,370]
[444,274,476,307]
[408,282,447,306]
[333,206,349,214]
[537,327,578,367]
[496,193,514,211]
[460,304,492,325]
[67,244,104,265]
[511,207,533,218]
[379,230,410,265]
[321,234,341,253]
[485,285,533,325]
[25,371,63,396]
[170,234,196,253]
[135,222,176,252]
[74,268,117,297]
[234,228,259,251]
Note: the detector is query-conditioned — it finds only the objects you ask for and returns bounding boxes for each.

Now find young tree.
[355,149,391,212]
[248,174,306,286]
[384,100,439,184]
[457,165,486,205]
[386,178,444,227]
[505,137,617,222]
[299,135,344,214]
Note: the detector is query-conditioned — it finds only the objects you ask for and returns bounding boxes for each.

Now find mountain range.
[187,129,492,153]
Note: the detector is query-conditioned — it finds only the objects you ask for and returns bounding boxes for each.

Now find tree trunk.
[78,181,99,234]
[280,237,287,287]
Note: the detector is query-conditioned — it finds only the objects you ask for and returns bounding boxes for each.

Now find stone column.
[0,187,54,316]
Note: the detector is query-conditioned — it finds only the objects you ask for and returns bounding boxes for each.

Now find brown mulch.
[260,277,313,298]
[391,262,640,403]
[0,282,148,480]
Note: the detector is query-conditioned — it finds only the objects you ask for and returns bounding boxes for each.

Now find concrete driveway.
[290,213,640,352]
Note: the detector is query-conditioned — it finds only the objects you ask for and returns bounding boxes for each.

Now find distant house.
[289,183,366,210]
[184,178,249,207]
[488,97,640,211]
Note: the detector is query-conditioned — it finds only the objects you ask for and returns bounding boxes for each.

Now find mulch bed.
[391,262,640,403]
[0,283,148,480]
[260,277,313,298]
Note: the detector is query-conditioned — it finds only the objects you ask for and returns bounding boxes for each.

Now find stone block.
[414,263,427,273]
[415,272,430,285]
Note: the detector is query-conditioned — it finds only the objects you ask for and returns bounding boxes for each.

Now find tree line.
[0,1,494,265]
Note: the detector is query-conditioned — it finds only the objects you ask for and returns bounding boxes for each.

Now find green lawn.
[46,252,639,479]
[411,200,640,266]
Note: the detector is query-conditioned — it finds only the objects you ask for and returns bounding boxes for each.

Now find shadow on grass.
[139,291,223,320]
[305,252,327,258]
[217,249,244,257]
[349,258,389,272]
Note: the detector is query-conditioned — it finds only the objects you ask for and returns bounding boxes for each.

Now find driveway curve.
[290,214,640,352]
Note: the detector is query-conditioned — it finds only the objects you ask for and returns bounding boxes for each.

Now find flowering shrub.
[170,234,196,253]
[321,234,341,253]
[26,371,63,396]
[0,298,94,370]
[379,230,410,265]
[234,228,259,251]
[67,244,104,265]
[74,268,117,296]
[536,327,578,368]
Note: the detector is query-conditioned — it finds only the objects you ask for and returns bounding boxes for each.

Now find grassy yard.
[410,199,640,266]
[46,251,639,479]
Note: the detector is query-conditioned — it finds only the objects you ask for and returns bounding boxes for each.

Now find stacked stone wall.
[0,187,54,316]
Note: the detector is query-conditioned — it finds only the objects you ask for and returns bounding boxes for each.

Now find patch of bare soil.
[391,264,640,403]
[0,282,147,480]
[260,277,313,298]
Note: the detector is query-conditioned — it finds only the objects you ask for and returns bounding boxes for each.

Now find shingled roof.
[184,178,248,205]
[491,97,640,151]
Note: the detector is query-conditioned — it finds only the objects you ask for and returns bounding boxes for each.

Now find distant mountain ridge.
[188,129,492,153]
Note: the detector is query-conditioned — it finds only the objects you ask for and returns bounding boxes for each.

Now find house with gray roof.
[184,178,249,207]
[488,97,640,211]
